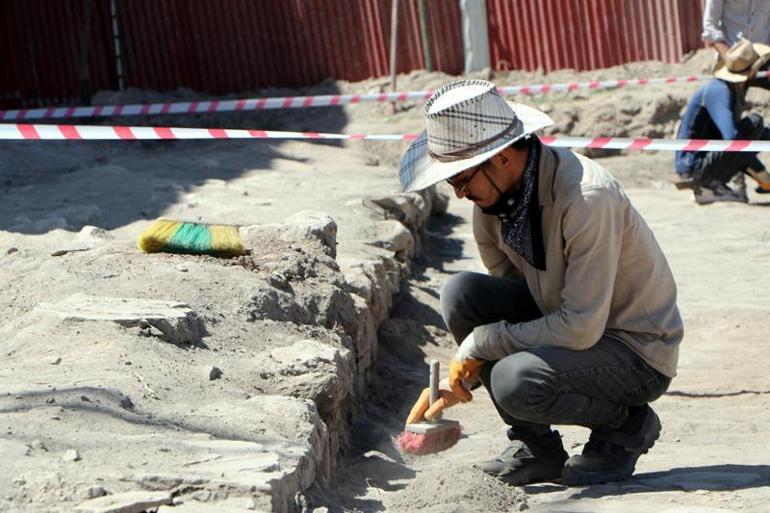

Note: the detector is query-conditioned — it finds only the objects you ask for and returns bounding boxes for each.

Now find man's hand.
[405,386,462,424]
[448,358,485,402]
[713,41,729,60]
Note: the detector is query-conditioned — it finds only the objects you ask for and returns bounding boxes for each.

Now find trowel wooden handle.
[429,359,440,420]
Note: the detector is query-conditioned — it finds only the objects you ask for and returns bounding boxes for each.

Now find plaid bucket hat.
[399,79,553,192]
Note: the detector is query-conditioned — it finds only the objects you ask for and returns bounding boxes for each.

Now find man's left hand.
[448,358,485,402]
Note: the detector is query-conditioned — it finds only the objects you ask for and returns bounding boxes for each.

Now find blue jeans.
[441,271,671,433]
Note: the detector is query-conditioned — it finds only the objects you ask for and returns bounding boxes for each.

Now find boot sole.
[482,450,568,486]
[560,413,661,486]
[496,460,567,486]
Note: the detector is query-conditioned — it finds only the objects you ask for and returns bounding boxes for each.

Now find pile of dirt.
[392,464,527,513]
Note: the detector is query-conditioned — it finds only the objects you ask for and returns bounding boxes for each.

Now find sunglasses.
[446,160,488,193]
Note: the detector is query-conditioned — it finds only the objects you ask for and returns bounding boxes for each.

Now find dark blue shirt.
[674,79,744,175]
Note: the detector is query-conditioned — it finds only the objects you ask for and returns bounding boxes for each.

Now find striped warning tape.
[2,71,767,121]
[2,123,770,152]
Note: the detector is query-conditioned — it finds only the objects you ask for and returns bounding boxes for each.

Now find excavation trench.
[303,200,529,513]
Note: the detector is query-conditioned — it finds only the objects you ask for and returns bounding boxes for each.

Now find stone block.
[370,220,415,259]
[369,193,429,229]
[38,293,206,345]
[423,184,450,216]
[158,502,267,513]
[285,211,338,258]
[75,491,172,513]
[253,340,354,427]
[170,395,330,508]
[339,265,373,302]
[241,211,337,258]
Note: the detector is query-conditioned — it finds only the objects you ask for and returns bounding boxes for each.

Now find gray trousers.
[441,272,671,434]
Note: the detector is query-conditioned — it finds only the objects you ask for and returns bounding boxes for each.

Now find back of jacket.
[472,145,683,377]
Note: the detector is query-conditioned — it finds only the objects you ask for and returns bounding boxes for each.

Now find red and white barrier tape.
[3,71,767,121]
[2,123,770,152]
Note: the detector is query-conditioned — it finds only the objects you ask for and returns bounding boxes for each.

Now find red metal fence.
[0,1,116,107]
[1,0,704,109]
[487,0,705,72]
[0,0,463,108]
[116,0,463,93]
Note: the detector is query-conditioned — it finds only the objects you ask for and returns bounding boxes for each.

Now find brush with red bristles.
[397,360,462,455]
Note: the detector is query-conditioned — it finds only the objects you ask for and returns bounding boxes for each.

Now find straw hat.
[714,37,770,82]
[398,80,553,192]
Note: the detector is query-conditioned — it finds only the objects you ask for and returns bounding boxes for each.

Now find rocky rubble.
[0,184,446,512]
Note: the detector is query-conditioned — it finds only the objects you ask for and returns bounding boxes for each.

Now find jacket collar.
[537,143,558,207]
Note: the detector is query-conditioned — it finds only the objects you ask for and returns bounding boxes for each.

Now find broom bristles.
[397,422,461,455]
[137,219,246,256]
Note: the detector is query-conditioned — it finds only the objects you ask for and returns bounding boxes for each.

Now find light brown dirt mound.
[392,464,527,512]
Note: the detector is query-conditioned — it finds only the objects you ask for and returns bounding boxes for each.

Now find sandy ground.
[2,48,770,512]
[309,185,770,513]
[303,51,770,512]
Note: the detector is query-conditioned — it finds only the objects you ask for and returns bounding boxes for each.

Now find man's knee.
[490,352,548,418]
[440,272,482,309]
[440,272,484,333]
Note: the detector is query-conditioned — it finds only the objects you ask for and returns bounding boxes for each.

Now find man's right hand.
[714,41,730,60]
[405,386,462,425]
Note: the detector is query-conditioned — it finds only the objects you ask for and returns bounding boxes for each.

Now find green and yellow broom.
[137,219,246,257]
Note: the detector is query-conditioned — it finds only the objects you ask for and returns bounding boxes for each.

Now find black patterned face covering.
[480,136,546,270]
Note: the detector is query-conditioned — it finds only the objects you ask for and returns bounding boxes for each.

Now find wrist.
[455,333,477,362]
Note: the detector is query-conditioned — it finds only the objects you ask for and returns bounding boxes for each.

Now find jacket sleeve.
[472,206,519,278]
[702,0,726,43]
[464,187,623,361]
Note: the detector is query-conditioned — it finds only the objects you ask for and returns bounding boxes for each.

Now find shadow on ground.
[0,82,351,234]
[521,464,770,499]
[303,211,465,512]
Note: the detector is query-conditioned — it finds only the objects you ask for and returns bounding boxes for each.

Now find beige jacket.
[466,145,683,377]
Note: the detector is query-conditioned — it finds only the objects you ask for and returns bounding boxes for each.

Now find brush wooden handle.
[429,359,440,421]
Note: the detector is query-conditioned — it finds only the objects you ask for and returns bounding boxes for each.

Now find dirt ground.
[306,182,770,513]
[303,50,770,512]
[2,48,770,512]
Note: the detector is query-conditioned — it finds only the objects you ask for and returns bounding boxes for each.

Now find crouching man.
[400,80,683,486]
[675,38,770,204]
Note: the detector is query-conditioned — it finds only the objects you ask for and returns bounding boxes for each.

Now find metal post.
[389,0,400,110]
[460,0,490,73]
[77,0,94,105]
[417,0,433,71]
[110,0,125,90]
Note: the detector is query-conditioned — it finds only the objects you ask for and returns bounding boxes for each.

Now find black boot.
[561,404,661,486]
[480,427,568,486]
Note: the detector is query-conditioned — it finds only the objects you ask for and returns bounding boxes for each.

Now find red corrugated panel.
[0,0,460,106]
[681,0,707,54]
[487,0,704,73]
[0,0,706,108]
[0,2,18,108]
[0,0,107,107]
